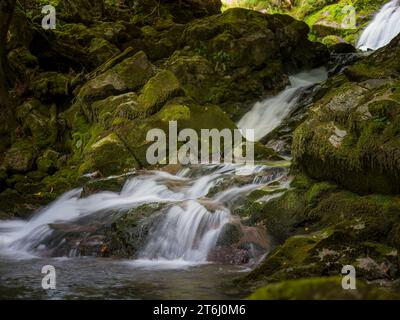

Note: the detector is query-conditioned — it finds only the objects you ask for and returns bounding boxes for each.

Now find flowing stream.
[357,0,400,51]
[0,68,328,299]
[237,68,328,141]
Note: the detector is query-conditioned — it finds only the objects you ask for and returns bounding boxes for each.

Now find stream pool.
[0,256,250,299]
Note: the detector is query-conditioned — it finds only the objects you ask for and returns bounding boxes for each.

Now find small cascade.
[138,201,230,262]
[357,0,400,51]
[237,67,328,142]
[0,165,288,264]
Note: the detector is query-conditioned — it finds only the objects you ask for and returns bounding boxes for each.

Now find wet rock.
[241,174,400,285]
[210,219,269,265]
[81,172,136,197]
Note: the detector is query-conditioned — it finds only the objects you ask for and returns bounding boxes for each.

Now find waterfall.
[237,67,328,142]
[357,0,400,51]
[138,201,230,262]
[0,165,285,264]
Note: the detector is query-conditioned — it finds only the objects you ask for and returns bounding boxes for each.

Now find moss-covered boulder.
[304,0,389,44]
[29,72,70,101]
[293,35,400,195]
[79,133,139,176]
[15,99,59,149]
[115,97,238,167]
[76,51,156,109]
[1,139,39,173]
[248,277,400,300]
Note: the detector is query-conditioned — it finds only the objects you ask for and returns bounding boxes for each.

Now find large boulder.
[76,51,157,110]
[79,133,139,176]
[293,34,400,195]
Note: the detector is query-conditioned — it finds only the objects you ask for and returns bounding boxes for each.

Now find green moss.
[36,149,60,174]
[157,103,191,122]
[292,63,400,195]
[248,277,400,300]
[77,51,156,106]
[241,173,400,285]
[2,139,39,173]
[30,72,70,100]
[137,70,183,116]
[79,133,139,176]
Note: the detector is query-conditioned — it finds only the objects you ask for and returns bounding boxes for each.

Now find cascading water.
[0,164,287,265]
[237,67,328,142]
[138,201,230,262]
[357,0,400,51]
[0,66,328,274]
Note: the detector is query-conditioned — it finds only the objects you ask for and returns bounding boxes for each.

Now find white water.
[139,201,230,262]
[0,165,285,266]
[237,67,328,142]
[357,0,400,51]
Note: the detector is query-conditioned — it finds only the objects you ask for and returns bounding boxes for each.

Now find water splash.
[237,67,328,142]
[357,0,400,51]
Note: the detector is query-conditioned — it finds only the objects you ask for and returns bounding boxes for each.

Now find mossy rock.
[36,149,60,174]
[15,100,59,149]
[293,36,400,195]
[79,133,139,176]
[81,173,136,197]
[248,277,400,300]
[241,174,400,285]
[304,0,389,44]
[115,98,238,167]
[2,139,39,174]
[136,70,183,116]
[217,223,244,247]
[30,72,70,101]
[7,46,38,76]
[77,51,157,109]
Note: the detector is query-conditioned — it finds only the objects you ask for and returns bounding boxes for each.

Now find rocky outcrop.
[239,174,400,297]
[293,34,400,195]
